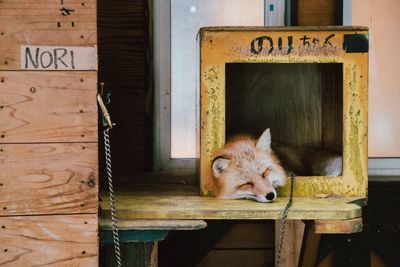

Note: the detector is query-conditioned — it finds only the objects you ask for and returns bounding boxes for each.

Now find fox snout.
[248,190,277,203]
[211,128,287,203]
[266,192,275,201]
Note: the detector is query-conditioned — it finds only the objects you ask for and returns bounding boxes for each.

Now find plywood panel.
[0,0,97,70]
[0,143,98,215]
[0,214,98,267]
[0,71,97,143]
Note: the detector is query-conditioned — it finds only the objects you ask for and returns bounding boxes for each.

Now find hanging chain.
[104,127,122,267]
[276,174,296,267]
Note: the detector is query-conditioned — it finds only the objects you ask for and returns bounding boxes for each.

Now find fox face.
[212,129,287,203]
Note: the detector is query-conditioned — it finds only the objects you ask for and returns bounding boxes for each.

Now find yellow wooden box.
[200,26,368,199]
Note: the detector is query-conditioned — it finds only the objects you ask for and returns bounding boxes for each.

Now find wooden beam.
[315,218,363,234]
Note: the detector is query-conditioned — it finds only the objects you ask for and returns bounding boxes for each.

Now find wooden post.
[275,220,305,267]
[100,242,159,267]
[298,221,321,267]
[315,218,363,234]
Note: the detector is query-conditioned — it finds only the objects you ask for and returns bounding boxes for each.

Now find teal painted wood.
[100,230,169,244]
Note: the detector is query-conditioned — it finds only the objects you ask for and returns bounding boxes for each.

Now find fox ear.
[256,128,271,152]
[212,156,230,178]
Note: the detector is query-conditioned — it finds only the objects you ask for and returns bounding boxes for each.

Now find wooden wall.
[0,1,98,266]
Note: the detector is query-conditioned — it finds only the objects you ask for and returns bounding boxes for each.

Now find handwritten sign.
[21,46,97,70]
[60,0,75,16]
[250,34,336,55]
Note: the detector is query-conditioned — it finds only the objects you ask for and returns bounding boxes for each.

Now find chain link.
[104,127,122,267]
[276,174,296,267]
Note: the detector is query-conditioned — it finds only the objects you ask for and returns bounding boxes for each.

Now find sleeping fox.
[211,128,286,202]
[211,128,342,202]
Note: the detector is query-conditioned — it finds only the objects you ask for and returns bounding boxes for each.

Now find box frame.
[200,26,368,198]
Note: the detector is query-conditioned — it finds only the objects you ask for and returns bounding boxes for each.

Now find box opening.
[226,63,343,177]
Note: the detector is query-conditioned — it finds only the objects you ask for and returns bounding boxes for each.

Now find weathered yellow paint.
[200,27,368,198]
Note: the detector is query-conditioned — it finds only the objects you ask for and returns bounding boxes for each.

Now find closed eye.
[263,168,271,178]
[238,182,253,190]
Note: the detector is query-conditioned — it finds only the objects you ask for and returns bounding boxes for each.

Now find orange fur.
[211,129,286,203]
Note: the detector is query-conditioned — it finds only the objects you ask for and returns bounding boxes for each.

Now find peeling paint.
[200,27,368,198]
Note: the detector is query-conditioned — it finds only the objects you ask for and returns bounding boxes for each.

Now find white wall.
[353,0,400,157]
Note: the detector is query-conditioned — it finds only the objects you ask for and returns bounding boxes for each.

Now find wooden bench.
[100,183,364,266]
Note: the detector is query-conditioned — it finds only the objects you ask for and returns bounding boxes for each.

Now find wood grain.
[0,214,98,267]
[298,0,338,26]
[101,242,156,267]
[100,219,207,231]
[298,222,321,267]
[0,0,97,70]
[275,220,305,267]
[226,63,324,148]
[315,218,363,234]
[0,71,97,143]
[0,143,98,215]
[100,184,362,220]
[321,63,343,151]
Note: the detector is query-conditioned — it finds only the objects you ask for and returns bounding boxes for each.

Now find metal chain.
[276,174,296,267]
[104,127,122,267]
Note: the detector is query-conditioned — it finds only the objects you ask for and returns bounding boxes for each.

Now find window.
[153,0,264,171]
[153,0,400,176]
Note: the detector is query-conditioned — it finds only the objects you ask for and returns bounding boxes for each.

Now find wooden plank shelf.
[100,184,363,221]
